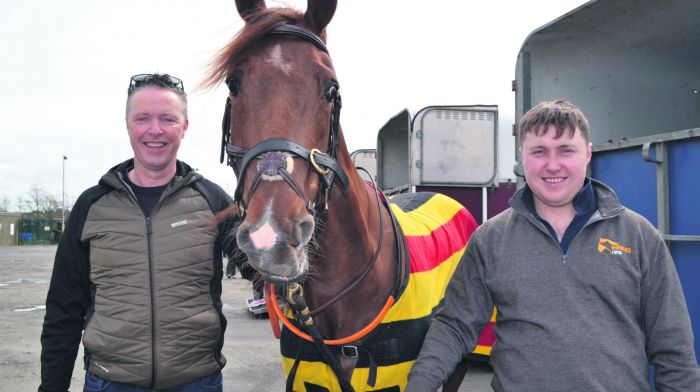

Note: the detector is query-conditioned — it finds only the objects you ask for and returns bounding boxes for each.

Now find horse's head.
[205,0,350,283]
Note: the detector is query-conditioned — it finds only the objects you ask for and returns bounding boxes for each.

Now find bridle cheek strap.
[220,96,232,164]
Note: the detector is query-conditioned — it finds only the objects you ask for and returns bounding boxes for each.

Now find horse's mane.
[201,7,321,89]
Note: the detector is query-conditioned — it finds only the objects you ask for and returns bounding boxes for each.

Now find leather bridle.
[219,24,349,219]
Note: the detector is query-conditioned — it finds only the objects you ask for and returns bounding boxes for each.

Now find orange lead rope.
[265,283,282,339]
[268,283,395,345]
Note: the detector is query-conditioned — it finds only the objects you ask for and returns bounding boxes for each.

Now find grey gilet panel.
[80,174,222,389]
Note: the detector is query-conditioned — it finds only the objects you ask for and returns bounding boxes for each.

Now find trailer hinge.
[511,80,517,92]
[512,124,518,137]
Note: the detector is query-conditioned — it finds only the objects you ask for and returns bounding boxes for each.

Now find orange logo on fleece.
[598,237,632,255]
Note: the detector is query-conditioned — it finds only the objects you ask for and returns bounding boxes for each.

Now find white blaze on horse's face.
[265,44,294,75]
[249,221,277,250]
[248,203,278,250]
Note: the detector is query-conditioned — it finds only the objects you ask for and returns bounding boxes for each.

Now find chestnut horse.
[204,1,479,390]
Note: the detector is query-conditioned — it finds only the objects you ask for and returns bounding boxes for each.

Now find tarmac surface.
[0,245,493,391]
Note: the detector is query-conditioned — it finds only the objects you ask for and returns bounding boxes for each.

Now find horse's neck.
[305,172,398,338]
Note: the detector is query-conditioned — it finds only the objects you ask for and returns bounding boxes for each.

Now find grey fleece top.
[406,179,699,391]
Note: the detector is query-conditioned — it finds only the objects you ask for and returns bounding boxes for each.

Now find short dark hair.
[518,99,589,146]
[125,73,188,119]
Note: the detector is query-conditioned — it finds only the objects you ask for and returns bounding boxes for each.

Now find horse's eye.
[226,76,241,96]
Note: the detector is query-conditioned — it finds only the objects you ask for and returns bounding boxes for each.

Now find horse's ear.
[304,0,337,33]
[236,0,266,22]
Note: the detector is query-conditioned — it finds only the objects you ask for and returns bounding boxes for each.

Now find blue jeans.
[83,371,222,392]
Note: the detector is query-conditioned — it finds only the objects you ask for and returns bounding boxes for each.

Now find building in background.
[0,212,22,246]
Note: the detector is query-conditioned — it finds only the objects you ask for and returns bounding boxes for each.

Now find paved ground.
[0,245,493,391]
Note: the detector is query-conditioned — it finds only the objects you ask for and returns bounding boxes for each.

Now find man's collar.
[572,178,595,214]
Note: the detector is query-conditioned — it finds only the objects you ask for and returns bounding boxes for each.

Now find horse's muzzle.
[236,215,314,282]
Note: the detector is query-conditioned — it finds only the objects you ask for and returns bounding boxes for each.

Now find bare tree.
[25,184,44,215]
[20,184,67,219]
[0,194,9,212]
[16,196,24,213]
[44,194,61,220]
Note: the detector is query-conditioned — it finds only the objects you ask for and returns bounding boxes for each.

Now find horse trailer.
[376,106,516,226]
[350,148,378,184]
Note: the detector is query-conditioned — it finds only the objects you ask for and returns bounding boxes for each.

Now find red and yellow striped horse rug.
[277,192,495,391]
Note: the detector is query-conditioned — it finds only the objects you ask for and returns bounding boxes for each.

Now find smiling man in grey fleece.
[406,100,700,391]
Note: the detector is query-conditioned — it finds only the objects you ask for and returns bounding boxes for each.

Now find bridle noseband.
[220,24,349,219]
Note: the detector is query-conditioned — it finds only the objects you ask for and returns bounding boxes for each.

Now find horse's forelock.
[200,8,311,90]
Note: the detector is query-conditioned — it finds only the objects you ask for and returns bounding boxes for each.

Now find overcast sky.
[0,0,589,211]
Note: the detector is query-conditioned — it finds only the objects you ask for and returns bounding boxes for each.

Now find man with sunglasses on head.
[39,74,236,392]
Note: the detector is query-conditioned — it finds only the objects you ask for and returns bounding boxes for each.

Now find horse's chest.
[279,193,476,390]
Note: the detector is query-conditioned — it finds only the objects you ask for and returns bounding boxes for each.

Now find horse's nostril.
[297,216,315,245]
[237,226,251,246]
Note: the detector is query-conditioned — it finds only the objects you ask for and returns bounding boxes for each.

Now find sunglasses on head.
[128,74,184,95]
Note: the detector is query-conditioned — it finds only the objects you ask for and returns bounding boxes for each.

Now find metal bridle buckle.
[287,282,304,303]
[236,202,247,219]
[341,345,359,358]
[309,148,330,175]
